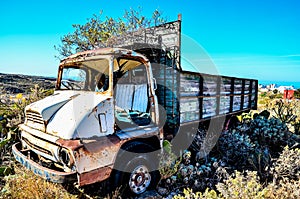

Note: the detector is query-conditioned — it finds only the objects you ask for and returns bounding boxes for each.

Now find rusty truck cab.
[13,48,161,193]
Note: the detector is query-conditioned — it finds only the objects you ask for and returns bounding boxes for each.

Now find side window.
[94,73,109,92]
[132,67,147,84]
[114,70,130,85]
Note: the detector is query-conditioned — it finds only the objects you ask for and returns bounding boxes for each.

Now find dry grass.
[1,164,124,199]
[1,164,78,199]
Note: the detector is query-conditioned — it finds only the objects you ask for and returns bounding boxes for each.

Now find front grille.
[26,110,44,125]
[23,137,52,156]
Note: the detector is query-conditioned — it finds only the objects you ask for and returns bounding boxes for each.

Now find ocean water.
[259,80,300,89]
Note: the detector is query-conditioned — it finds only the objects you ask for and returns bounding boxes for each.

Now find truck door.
[114,64,152,131]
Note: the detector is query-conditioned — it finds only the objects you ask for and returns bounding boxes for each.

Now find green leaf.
[0,131,12,149]
[163,140,172,154]
[0,166,13,176]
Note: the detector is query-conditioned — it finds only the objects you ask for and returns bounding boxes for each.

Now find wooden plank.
[220,77,232,95]
[180,111,200,123]
[220,96,231,114]
[248,80,253,109]
[199,75,203,119]
[234,79,243,94]
[202,97,217,118]
[243,95,250,109]
[240,79,245,110]
[216,77,221,115]
[229,78,234,112]
[233,95,242,111]
[244,80,250,94]
[180,97,200,112]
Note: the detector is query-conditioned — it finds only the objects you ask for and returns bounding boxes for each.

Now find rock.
[157,187,168,196]
[165,192,177,199]
[135,190,162,199]
[0,72,56,94]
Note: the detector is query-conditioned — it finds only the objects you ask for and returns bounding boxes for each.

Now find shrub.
[217,129,255,169]
[174,171,268,199]
[174,171,300,199]
[173,188,220,199]
[216,171,268,199]
[264,178,300,199]
[0,86,54,192]
[248,116,293,151]
[159,140,182,180]
[271,146,300,181]
[267,99,300,135]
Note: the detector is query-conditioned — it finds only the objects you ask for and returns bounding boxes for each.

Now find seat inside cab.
[114,65,152,128]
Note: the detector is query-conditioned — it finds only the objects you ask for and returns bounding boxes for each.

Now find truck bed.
[110,16,258,134]
[154,66,258,133]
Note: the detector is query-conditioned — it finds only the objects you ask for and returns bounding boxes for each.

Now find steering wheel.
[61,80,81,90]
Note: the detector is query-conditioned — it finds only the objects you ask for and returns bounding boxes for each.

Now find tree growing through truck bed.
[54,7,167,59]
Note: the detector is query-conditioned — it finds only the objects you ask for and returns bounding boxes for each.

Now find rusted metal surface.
[59,48,149,67]
[12,143,76,183]
[74,135,122,174]
[56,139,83,151]
[78,166,112,186]
[21,130,60,162]
[80,135,121,153]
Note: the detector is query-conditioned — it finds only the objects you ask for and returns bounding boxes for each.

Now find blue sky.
[1,0,300,84]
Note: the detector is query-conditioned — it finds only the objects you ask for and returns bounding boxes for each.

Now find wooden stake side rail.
[179,71,258,124]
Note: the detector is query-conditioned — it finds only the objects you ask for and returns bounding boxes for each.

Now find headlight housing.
[59,148,74,168]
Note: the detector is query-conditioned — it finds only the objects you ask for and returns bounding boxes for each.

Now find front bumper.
[12,142,77,183]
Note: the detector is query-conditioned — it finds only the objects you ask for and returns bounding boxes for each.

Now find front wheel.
[111,142,159,196]
[127,157,153,194]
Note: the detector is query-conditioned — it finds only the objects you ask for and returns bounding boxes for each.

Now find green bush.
[217,130,255,168]
[165,108,300,198]
[266,99,300,135]
[0,86,54,193]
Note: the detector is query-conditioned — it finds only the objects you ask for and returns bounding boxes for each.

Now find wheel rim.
[128,165,151,194]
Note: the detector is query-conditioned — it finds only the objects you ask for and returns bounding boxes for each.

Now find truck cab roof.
[60,48,149,64]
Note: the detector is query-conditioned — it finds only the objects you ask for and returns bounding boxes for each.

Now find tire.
[111,142,159,196]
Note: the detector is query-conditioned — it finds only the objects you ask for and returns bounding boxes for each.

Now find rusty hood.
[26,90,112,139]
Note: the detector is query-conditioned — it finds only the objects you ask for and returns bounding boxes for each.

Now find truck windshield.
[58,58,110,92]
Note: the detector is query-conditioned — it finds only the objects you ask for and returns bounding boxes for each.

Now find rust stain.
[80,135,121,154]
[56,139,83,151]
[73,135,123,175]
[78,166,112,186]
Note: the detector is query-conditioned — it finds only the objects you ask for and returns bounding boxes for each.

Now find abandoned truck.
[12,16,258,195]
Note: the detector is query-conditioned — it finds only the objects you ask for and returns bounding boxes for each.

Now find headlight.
[59,148,74,168]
